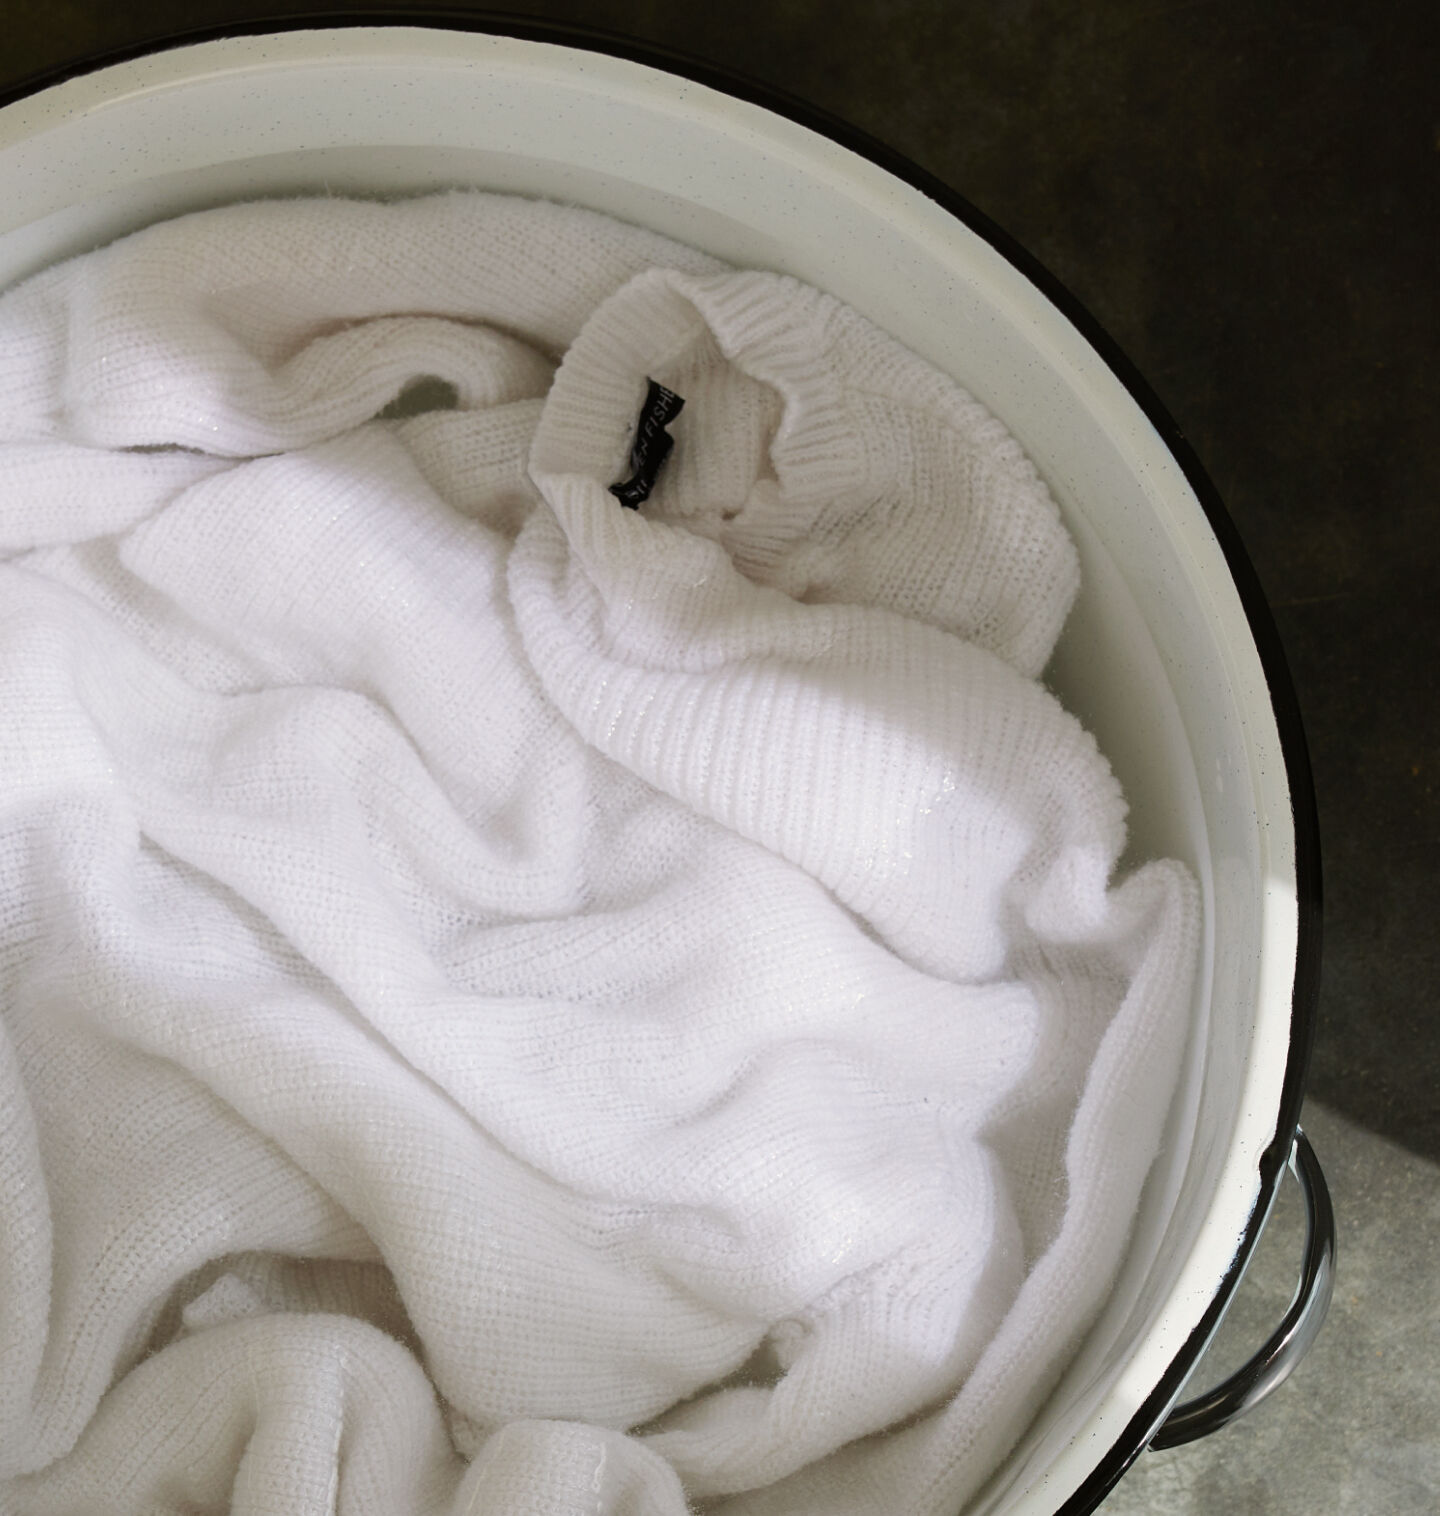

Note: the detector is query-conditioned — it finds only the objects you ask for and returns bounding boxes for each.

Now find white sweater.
[0,193,1197,1516]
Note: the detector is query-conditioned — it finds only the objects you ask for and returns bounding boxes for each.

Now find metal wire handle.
[1151,1127,1334,1449]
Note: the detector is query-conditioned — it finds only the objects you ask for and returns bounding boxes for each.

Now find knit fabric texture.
[0,193,1199,1516]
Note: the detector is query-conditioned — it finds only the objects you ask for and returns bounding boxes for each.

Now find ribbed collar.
[529,267,866,579]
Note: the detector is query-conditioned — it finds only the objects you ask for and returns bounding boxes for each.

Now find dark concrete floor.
[3,3,1437,1510]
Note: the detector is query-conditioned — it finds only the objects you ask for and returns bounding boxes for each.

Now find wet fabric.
[0,193,1197,1516]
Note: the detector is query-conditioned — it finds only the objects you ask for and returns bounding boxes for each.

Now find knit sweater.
[0,192,1198,1516]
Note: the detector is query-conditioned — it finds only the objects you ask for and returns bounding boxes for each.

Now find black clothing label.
[610,380,685,508]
